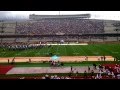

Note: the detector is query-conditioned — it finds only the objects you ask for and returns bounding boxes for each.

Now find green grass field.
[1,61,120,67]
[0,44,120,59]
[1,44,120,79]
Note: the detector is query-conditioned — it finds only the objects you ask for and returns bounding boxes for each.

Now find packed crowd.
[86,64,120,79]
[49,61,64,67]
[39,64,120,79]
[16,19,104,35]
[41,74,71,79]
[101,64,120,78]
[1,63,120,79]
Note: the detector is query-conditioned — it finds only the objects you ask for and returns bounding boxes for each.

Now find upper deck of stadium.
[0,14,120,36]
[29,14,91,19]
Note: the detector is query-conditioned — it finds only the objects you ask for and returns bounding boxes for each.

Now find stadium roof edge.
[29,14,91,19]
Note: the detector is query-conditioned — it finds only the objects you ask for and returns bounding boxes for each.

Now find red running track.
[102,64,120,68]
[0,65,14,74]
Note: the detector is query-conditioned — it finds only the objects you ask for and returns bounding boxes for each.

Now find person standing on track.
[98,56,100,61]
[85,56,88,61]
[84,70,87,79]
[88,66,90,73]
[101,56,103,61]
[8,59,9,64]
[29,58,31,63]
[76,71,79,76]
[93,63,97,70]
[11,57,15,64]
[71,66,73,72]
[91,70,94,77]
[103,55,106,61]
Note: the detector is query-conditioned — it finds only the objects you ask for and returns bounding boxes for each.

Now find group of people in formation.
[49,60,64,67]
[1,41,49,51]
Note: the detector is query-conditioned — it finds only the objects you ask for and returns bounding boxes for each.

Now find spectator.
[76,71,79,76]
[84,70,87,79]
[42,76,45,79]
[91,70,94,76]
[95,74,99,79]
[61,76,64,79]
[61,62,64,66]
[111,72,115,78]
[98,73,102,79]
[45,74,50,79]
[50,76,54,79]
[54,75,58,79]
[68,72,72,77]
[98,64,103,71]
[16,19,104,35]
[108,70,111,76]
[93,63,97,70]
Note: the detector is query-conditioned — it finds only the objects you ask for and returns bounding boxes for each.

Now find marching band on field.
[0,42,48,50]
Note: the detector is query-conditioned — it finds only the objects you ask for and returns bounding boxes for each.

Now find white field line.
[41,43,88,45]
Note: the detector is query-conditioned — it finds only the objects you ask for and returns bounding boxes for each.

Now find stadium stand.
[15,19,104,35]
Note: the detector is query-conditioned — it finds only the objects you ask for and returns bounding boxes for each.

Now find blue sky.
[0,11,120,20]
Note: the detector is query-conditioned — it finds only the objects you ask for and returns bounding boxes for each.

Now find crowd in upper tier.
[16,19,104,35]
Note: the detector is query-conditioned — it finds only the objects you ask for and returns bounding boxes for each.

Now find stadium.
[0,12,120,79]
